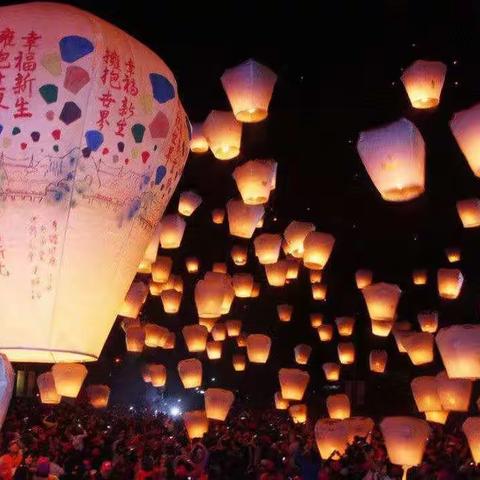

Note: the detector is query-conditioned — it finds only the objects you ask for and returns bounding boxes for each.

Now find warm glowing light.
[327,393,350,420]
[246,334,271,363]
[369,350,387,373]
[233,159,277,205]
[227,199,264,239]
[158,214,186,249]
[303,232,335,270]
[52,363,87,398]
[279,368,310,401]
[437,268,463,299]
[203,110,242,160]
[190,123,209,154]
[182,325,208,353]
[204,388,234,421]
[178,191,202,217]
[456,198,480,228]
[178,358,202,389]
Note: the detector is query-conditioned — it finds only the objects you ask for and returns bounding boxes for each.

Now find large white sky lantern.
[357,119,425,202]
[0,3,189,363]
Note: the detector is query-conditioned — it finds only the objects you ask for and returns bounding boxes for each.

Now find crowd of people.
[0,398,477,480]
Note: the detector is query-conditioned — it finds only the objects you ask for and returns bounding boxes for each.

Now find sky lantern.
[265,260,289,286]
[233,353,246,371]
[445,247,461,263]
[51,363,87,398]
[335,316,355,336]
[0,3,189,363]
[190,123,209,154]
[400,60,447,109]
[283,221,316,258]
[289,404,307,424]
[211,208,225,225]
[362,282,401,336]
[237,333,247,347]
[309,269,322,284]
[195,278,224,318]
[198,317,217,333]
[121,317,141,333]
[393,330,415,354]
[147,364,167,387]
[151,256,173,283]
[204,388,234,421]
[37,372,61,405]
[183,410,209,440]
[437,268,463,299]
[226,199,264,239]
[402,332,434,366]
[118,281,148,319]
[337,342,355,365]
[212,323,227,341]
[279,368,310,401]
[231,244,248,266]
[182,325,208,353]
[86,384,110,408]
[206,341,222,360]
[312,283,327,301]
[125,326,145,353]
[286,258,301,280]
[221,59,277,123]
[144,323,169,348]
[317,325,333,342]
[178,191,202,216]
[160,289,182,314]
[355,269,373,289]
[203,273,235,315]
[413,269,427,285]
[158,214,186,249]
[456,199,480,228]
[436,371,472,412]
[436,325,480,379]
[246,334,271,363]
[417,311,438,334]
[463,417,480,465]
[344,417,375,444]
[274,392,289,410]
[172,275,184,293]
[314,419,348,459]
[424,410,449,425]
[357,118,425,202]
[138,224,162,274]
[178,358,202,389]
[303,232,335,270]
[380,417,430,477]
[277,304,293,322]
[232,159,277,205]
[294,344,312,365]
[185,257,200,274]
[310,313,324,328]
[327,393,351,420]
[369,350,388,373]
[254,233,282,264]
[212,262,228,274]
[323,363,340,381]
[232,273,254,297]
[203,110,242,160]
[410,376,442,412]
[163,332,176,349]
[226,320,242,337]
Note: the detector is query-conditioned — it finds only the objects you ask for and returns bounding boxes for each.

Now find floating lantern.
[436,325,480,379]
[231,245,248,266]
[148,364,167,387]
[212,209,225,225]
[393,330,415,354]
[411,376,442,412]
[274,392,289,410]
[160,289,182,314]
[37,372,61,405]
[457,199,480,228]
[312,283,327,301]
[118,282,148,319]
[121,318,141,335]
[206,341,223,360]
[437,268,463,299]
[327,394,351,420]
[212,323,227,341]
[203,110,242,160]
[463,417,480,464]
[212,262,228,274]
[190,123,209,154]
[52,363,87,398]
[362,282,401,323]
[284,221,316,258]
[314,419,348,459]
[369,350,388,373]
[233,354,246,371]
[144,323,169,348]
[289,404,307,424]
[172,275,184,293]
[158,214,186,249]
[323,363,340,381]
[445,247,461,263]
[233,159,277,205]
[138,224,162,274]
[371,320,395,337]
[400,60,447,109]
[183,410,209,440]
[182,325,208,353]
[246,334,271,363]
[151,256,173,283]
[286,259,301,280]
[402,332,434,365]
[265,260,289,286]
[277,304,293,322]
[309,269,322,284]
[318,325,333,342]
[424,410,449,425]
[178,191,202,217]
[355,269,373,289]
[436,371,472,412]
[86,385,110,408]
[236,333,247,348]
[178,358,202,389]
[279,368,310,401]
[357,118,425,202]
[163,332,176,349]
[125,326,145,353]
[221,59,277,123]
[417,311,438,334]
[254,233,282,264]
[344,417,375,443]
[310,313,324,328]
[199,317,217,333]
[227,199,264,239]
[413,269,427,285]
[195,278,224,318]
[338,342,355,365]
[335,317,355,336]
[204,388,234,421]
[142,365,152,383]
[186,257,200,274]
[294,344,312,365]
[232,273,254,298]
[226,320,242,337]
[251,283,260,297]
[303,232,335,270]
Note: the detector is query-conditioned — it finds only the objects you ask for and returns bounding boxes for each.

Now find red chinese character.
[99,91,115,108]
[22,31,41,52]
[0,88,8,110]
[118,97,134,118]
[0,51,10,69]
[13,71,34,96]
[97,110,110,129]
[115,117,127,137]
[0,28,15,49]
[14,96,32,118]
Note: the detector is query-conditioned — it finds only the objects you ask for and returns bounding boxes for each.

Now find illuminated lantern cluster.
[274,392,289,410]
[327,394,351,420]
[160,288,182,314]
[344,417,374,444]
[437,268,464,299]
[195,276,226,318]
[212,323,226,341]
[147,364,167,387]
[402,332,434,366]
[125,326,146,353]
[232,273,254,297]
[138,225,162,274]
[203,110,242,160]
[144,324,169,348]
[463,417,480,465]
[178,191,202,217]
[227,199,264,239]
[411,376,442,412]
[86,384,110,408]
[233,159,277,205]
[204,388,234,421]
[190,123,209,154]
[265,261,289,286]
[151,256,173,283]
[226,320,242,337]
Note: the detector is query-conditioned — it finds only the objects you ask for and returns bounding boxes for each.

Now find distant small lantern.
[417,311,438,334]
[402,332,434,366]
[251,282,261,298]
[312,283,327,301]
[125,326,145,353]
[425,410,449,425]
[232,273,254,298]
[212,262,228,274]
[309,269,322,284]
[254,233,282,264]
[151,256,173,283]
[338,342,355,365]
[357,118,425,202]
[436,325,480,379]
[172,275,184,293]
[233,354,246,371]
[283,221,316,258]
[212,323,227,341]
[294,344,312,365]
[413,269,428,285]
[204,388,234,421]
[411,376,442,412]
[226,320,242,337]
[323,363,340,382]
[400,60,447,109]
[335,317,355,337]
[286,259,301,280]
[37,372,61,405]
[195,278,224,318]
[369,350,388,373]
[463,417,480,465]
[144,324,169,348]
[163,332,176,349]
[231,244,248,266]
[86,385,110,409]
[457,198,480,228]
[246,334,272,363]
[147,364,167,388]
[445,247,461,263]
[158,214,186,249]
[186,257,200,274]
[212,208,225,225]
[182,325,208,353]
[317,325,333,342]
[437,268,464,299]
[279,368,310,401]
[138,224,162,274]
[52,363,87,398]
[178,358,202,389]
[289,404,307,424]
[274,392,289,410]
[142,365,152,383]
[199,317,217,333]
[327,393,351,420]
[227,199,264,239]
[183,410,209,440]
[160,289,182,314]
[362,282,401,323]
[355,269,373,289]
[265,260,289,287]
[207,341,223,360]
[190,123,209,154]
[310,313,323,328]
[233,159,277,205]
[277,304,293,322]
[236,333,248,348]
[203,110,242,160]
[315,419,348,459]
[118,281,148,319]
[436,371,472,412]
[303,232,335,270]
[178,191,202,217]
[344,417,375,444]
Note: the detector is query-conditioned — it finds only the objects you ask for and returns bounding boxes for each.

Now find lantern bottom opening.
[0,347,98,363]
[235,108,268,123]
[211,146,240,160]
[381,184,424,202]
[411,97,440,109]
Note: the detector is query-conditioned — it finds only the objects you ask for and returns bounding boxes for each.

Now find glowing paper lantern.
[309,269,322,284]
[203,110,242,160]
[327,394,351,420]
[393,330,415,354]
[362,282,401,323]
[286,258,300,280]
[233,159,277,205]
[303,232,335,270]
[410,376,442,412]
[265,260,289,287]
[323,362,340,381]
[37,372,61,405]
[338,342,355,365]
[182,325,208,353]
[144,323,169,348]
[369,350,388,373]
[237,333,247,348]
[357,118,425,202]
[183,410,209,440]
[211,323,227,341]
[118,282,148,319]
[425,410,449,425]
[232,273,254,298]
[284,221,315,258]
[436,371,472,412]
[274,392,289,410]
[437,268,463,299]
[125,326,145,353]
[86,384,110,408]
[371,319,395,337]
[138,224,162,274]
[199,317,216,333]
[402,332,434,366]
[251,282,261,298]
[211,208,225,225]
[160,289,182,314]
[148,280,163,296]
[310,313,323,328]
[178,191,202,217]
[141,365,152,383]
[413,269,427,285]
[190,123,209,154]
[231,244,248,266]
[212,262,228,274]
[344,417,375,443]
[400,60,446,109]
[151,256,173,283]
[52,363,87,398]
[312,283,327,301]
[463,417,480,464]
[147,364,167,387]
[277,304,293,322]
[355,269,373,289]
[233,353,246,371]
[314,419,348,459]
[159,214,186,249]
[457,199,480,228]
[227,199,264,239]
[436,325,480,379]
[254,233,282,264]
[317,325,333,342]
[294,344,312,365]
[206,341,222,360]
[279,368,310,401]
[226,320,242,337]
[178,358,202,389]
[417,311,438,334]
[185,257,199,273]
[221,59,277,123]
[195,278,224,318]
[163,332,175,349]
[246,334,271,363]
[445,247,461,263]
[120,317,140,333]
[289,404,307,424]
[335,317,355,337]
[204,388,234,421]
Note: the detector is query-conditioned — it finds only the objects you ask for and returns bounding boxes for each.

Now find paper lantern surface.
[456,198,480,228]
[52,362,87,398]
[86,384,110,408]
[279,368,310,401]
[314,419,348,459]
[436,371,472,412]
[178,358,202,389]
[190,123,208,154]
[326,393,351,420]
[204,388,234,421]
[463,417,480,464]
[37,371,61,404]
[183,410,209,440]
[0,3,189,362]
